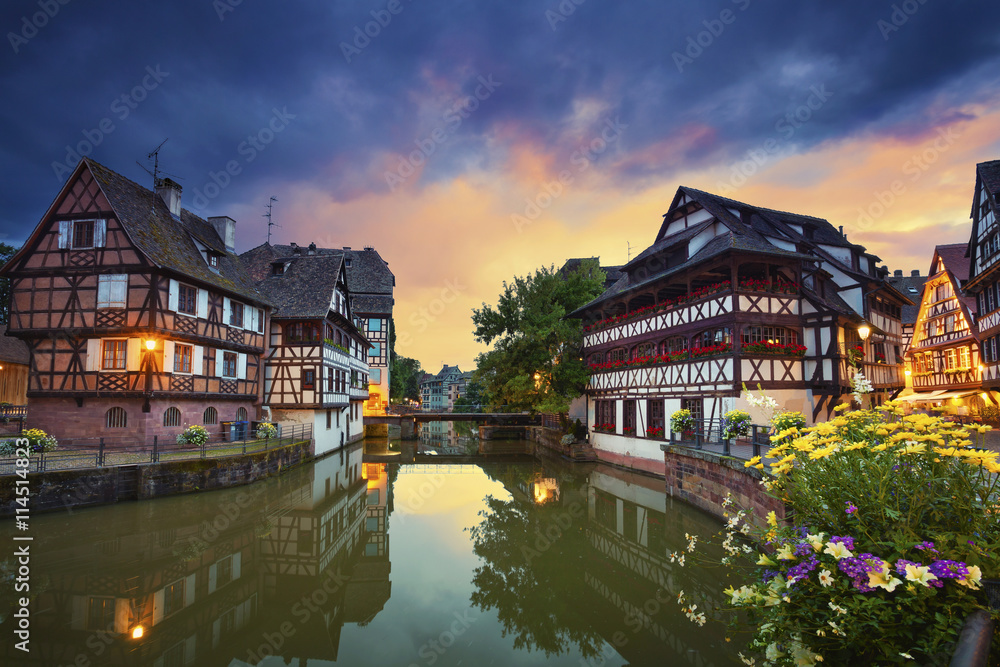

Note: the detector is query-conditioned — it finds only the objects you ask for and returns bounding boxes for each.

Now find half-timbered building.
[0,158,270,444]
[898,244,983,415]
[570,186,910,474]
[963,160,1000,406]
[241,242,370,455]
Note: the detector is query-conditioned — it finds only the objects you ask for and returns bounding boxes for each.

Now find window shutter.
[214,350,223,377]
[237,353,247,379]
[110,274,127,307]
[94,219,107,248]
[97,276,110,308]
[193,346,204,376]
[86,339,101,372]
[184,574,196,607]
[168,279,179,312]
[233,552,241,579]
[256,308,264,333]
[126,339,142,371]
[222,297,231,325]
[152,590,164,626]
[163,340,175,374]
[243,304,251,330]
[208,564,218,594]
[197,289,209,319]
[58,221,70,249]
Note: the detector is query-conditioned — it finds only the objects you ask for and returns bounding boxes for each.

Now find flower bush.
[646,426,665,439]
[176,424,209,447]
[0,429,58,456]
[587,344,729,373]
[670,409,694,434]
[720,397,1000,664]
[846,344,864,367]
[591,422,615,434]
[741,341,807,356]
[720,409,752,440]
[256,422,277,439]
[583,281,732,332]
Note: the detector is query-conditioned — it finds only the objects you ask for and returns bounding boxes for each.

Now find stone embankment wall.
[0,441,313,516]
[661,444,785,528]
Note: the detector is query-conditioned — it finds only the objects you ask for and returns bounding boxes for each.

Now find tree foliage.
[389,355,423,403]
[0,244,19,325]
[471,261,604,413]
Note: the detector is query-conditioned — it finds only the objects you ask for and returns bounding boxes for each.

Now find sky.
[2,0,1000,373]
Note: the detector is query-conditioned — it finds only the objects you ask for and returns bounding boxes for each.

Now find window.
[623,400,636,435]
[596,399,615,430]
[303,369,315,390]
[271,262,285,275]
[682,398,703,423]
[102,340,127,370]
[935,283,952,302]
[236,407,248,421]
[87,597,115,631]
[286,322,319,342]
[695,327,731,348]
[97,274,128,309]
[648,399,665,433]
[369,342,381,357]
[945,348,958,371]
[256,308,265,333]
[370,368,381,383]
[178,285,197,315]
[959,347,971,368]
[106,407,127,428]
[608,347,627,363]
[741,326,798,346]
[163,580,185,617]
[368,318,381,332]
[631,342,655,359]
[222,352,237,378]
[659,336,688,355]
[163,407,182,427]
[326,410,332,429]
[229,300,244,327]
[945,315,955,334]
[914,355,924,374]
[174,344,192,373]
[216,556,233,588]
[73,220,95,249]
[203,407,218,425]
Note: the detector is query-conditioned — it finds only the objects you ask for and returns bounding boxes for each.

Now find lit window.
[102,340,127,370]
[174,344,192,373]
[163,580,185,617]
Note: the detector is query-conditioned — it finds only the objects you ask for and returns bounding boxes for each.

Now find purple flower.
[830,535,855,551]
[794,542,814,557]
[928,560,969,580]
[786,556,820,586]
[895,559,920,576]
[845,502,858,515]
[915,541,938,554]
[838,554,883,592]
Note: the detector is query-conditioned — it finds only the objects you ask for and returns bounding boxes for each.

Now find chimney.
[308,242,316,255]
[155,178,182,218]
[894,269,903,277]
[911,269,920,277]
[342,246,351,251]
[208,216,236,253]
[291,242,302,256]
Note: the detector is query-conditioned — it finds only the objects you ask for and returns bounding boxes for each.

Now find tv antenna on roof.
[135,138,179,211]
[627,241,633,262]
[264,196,279,244]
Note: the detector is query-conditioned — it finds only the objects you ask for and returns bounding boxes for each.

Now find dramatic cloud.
[2,0,999,369]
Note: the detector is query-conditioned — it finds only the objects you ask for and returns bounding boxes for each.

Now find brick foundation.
[26,396,259,448]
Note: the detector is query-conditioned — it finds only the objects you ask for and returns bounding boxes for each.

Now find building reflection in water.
[1,446,738,666]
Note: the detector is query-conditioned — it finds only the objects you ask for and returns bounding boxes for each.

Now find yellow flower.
[757,553,776,566]
[957,565,982,590]
[899,441,926,455]
[744,455,762,469]
[833,403,851,413]
[903,564,938,587]
[868,564,903,592]
[775,544,796,561]
[806,533,826,552]
[766,511,778,528]
[823,541,853,560]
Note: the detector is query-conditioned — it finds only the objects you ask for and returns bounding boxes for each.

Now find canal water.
[0,436,741,666]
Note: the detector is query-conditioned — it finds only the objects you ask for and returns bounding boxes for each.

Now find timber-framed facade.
[571,186,910,473]
[1,158,271,444]
[963,160,1000,404]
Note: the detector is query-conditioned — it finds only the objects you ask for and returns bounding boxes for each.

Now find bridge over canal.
[363,412,541,439]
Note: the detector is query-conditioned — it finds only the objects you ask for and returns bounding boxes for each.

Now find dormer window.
[271,263,285,276]
[208,253,220,268]
[345,258,352,268]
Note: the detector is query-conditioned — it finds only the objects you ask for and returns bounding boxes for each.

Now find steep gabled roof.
[931,243,977,317]
[85,159,268,305]
[241,246,345,319]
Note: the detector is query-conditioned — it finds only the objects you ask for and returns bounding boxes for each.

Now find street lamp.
[857,324,871,341]
[142,338,156,413]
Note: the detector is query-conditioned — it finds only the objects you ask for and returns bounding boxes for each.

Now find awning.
[892,389,978,403]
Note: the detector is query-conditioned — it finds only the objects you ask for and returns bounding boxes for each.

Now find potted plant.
[720,409,751,440]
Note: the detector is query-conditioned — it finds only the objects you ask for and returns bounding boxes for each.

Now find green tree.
[0,244,20,325]
[453,379,485,412]
[472,261,604,413]
[389,355,423,403]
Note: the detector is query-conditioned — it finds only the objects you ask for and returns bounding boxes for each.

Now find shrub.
[256,422,277,439]
[670,409,694,434]
[176,424,209,447]
[720,409,751,440]
[0,429,59,455]
[714,397,1000,664]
